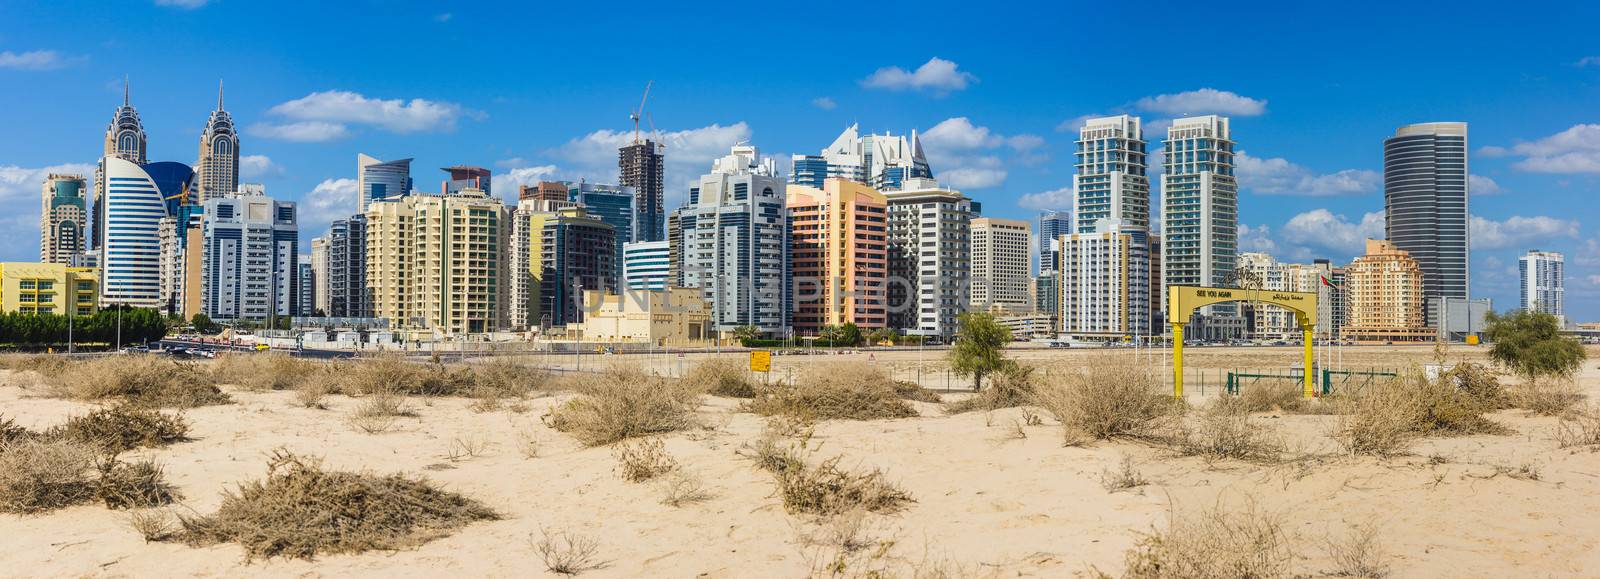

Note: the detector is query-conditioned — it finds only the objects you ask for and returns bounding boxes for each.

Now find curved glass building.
[100,157,168,308]
[1384,122,1468,328]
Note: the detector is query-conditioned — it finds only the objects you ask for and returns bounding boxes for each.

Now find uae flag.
[1320,275,1341,290]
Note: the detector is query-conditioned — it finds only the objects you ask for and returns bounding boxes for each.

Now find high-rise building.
[884,179,975,339]
[535,208,616,328]
[309,237,329,315]
[41,174,88,264]
[1149,236,1164,329]
[791,124,933,191]
[679,145,790,336]
[1384,122,1469,329]
[1235,253,1342,341]
[620,141,666,242]
[100,158,165,308]
[326,215,369,318]
[157,203,204,318]
[201,188,298,321]
[356,154,413,213]
[1038,210,1070,274]
[789,179,889,334]
[1058,220,1151,340]
[1342,239,1430,342]
[1520,249,1565,326]
[0,262,99,316]
[94,81,149,251]
[365,188,506,335]
[1162,115,1240,339]
[1034,271,1059,318]
[297,260,314,317]
[623,241,670,291]
[566,182,637,279]
[970,217,1032,314]
[1074,115,1149,234]
[194,83,239,205]
[666,209,683,287]
[519,181,570,202]
[440,165,490,196]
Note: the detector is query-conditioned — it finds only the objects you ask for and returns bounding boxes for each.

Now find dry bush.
[543,365,702,446]
[49,406,189,453]
[1506,379,1584,416]
[658,470,712,507]
[684,357,758,398]
[95,457,180,509]
[0,438,98,514]
[514,427,543,459]
[444,434,491,462]
[533,527,605,575]
[1174,399,1287,463]
[944,364,1034,414]
[1325,521,1390,578]
[1032,359,1183,443]
[129,508,177,542]
[177,450,499,560]
[0,353,70,373]
[743,362,917,421]
[49,355,228,408]
[211,353,322,391]
[346,387,413,434]
[1555,404,1600,449]
[294,380,331,409]
[1120,502,1293,579]
[892,380,942,404]
[1445,362,1507,408]
[739,422,811,476]
[1100,454,1149,492]
[1236,379,1310,413]
[768,455,912,517]
[612,437,677,482]
[1336,370,1506,457]
[1,414,34,444]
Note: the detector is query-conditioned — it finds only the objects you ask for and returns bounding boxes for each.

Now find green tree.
[733,325,760,345]
[817,324,841,347]
[836,322,863,347]
[949,312,1014,390]
[1484,309,1585,381]
[191,313,219,335]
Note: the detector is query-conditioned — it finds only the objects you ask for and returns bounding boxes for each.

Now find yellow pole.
[1302,324,1315,398]
[1172,323,1184,398]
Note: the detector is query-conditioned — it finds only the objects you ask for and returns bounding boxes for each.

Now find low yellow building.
[0,262,98,316]
[571,288,710,346]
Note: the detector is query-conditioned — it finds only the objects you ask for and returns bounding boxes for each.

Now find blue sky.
[2,0,1598,319]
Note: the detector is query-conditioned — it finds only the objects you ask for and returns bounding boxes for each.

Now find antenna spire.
[123,75,130,107]
[217,80,224,110]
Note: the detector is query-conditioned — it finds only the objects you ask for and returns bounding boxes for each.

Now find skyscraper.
[201,188,298,320]
[1058,219,1152,340]
[40,173,88,264]
[970,217,1032,314]
[1520,249,1565,326]
[1162,115,1240,340]
[440,165,490,196]
[356,154,413,213]
[566,182,637,283]
[620,140,666,242]
[623,241,670,291]
[1343,239,1430,342]
[297,260,315,317]
[539,209,616,328]
[309,236,329,315]
[1038,210,1069,274]
[326,215,369,318]
[194,82,239,204]
[788,179,889,333]
[884,179,975,340]
[679,145,790,336]
[100,157,166,308]
[94,80,148,251]
[1384,122,1469,329]
[365,188,506,335]
[1074,115,1149,233]
[791,124,933,191]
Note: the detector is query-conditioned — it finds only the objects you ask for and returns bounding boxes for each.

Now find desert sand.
[3,346,1600,578]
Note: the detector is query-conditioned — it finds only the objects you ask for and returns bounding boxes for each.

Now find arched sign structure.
[1167,286,1318,398]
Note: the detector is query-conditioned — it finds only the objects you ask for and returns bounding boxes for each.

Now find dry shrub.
[294,380,331,409]
[514,427,543,459]
[444,434,490,462]
[1336,370,1506,457]
[1325,521,1390,578]
[1100,454,1149,493]
[177,450,499,560]
[763,454,912,517]
[1121,502,1293,579]
[96,457,180,509]
[347,388,412,434]
[533,527,605,575]
[684,357,758,398]
[211,353,321,391]
[1,414,33,444]
[1174,399,1287,463]
[50,406,189,453]
[1506,379,1584,416]
[892,380,942,404]
[613,437,677,482]
[0,353,70,373]
[744,362,916,421]
[658,470,712,507]
[1555,404,1600,449]
[0,438,98,514]
[50,355,228,408]
[944,364,1033,414]
[543,365,702,446]
[1237,379,1310,413]
[1032,359,1183,443]
[1445,362,1506,408]
[129,509,177,542]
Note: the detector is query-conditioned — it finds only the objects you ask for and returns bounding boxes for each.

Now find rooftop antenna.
[630,80,653,145]
[217,80,224,110]
[123,75,130,106]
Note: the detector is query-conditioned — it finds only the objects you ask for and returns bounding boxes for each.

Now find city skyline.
[1,1,1598,319]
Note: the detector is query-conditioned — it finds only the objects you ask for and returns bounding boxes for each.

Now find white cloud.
[434,12,453,22]
[1017,186,1073,212]
[1468,174,1503,196]
[1055,114,1097,133]
[247,121,351,142]
[918,117,1040,189]
[239,155,282,179]
[264,90,470,138]
[155,0,208,7]
[941,167,1007,189]
[1481,124,1600,174]
[1470,215,1580,250]
[1134,88,1267,117]
[1279,209,1386,256]
[1576,238,1600,268]
[922,117,1003,151]
[1578,56,1600,67]
[1238,223,1278,254]
[0,50,82,70]
[811,97,836,110]
[860,57,975,95]
[1006,134,1045,152]
[0,162,96,261]
[489,165,561,203]
[1235,151,1379,196]
[299,178,358,236]
[1587,275,1600,286]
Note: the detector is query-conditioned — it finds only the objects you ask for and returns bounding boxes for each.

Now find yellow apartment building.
[1342,239,1431,342]
[786,179,889,334]
[366,188,506,336]
[0,262,99,316]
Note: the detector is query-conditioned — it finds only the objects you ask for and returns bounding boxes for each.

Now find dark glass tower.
[619,140,665,242]
[1383,122,1469,328]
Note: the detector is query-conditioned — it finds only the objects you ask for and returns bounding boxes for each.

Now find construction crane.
[630,80,653,145]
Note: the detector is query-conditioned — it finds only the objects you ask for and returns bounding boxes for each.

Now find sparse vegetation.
[1484,309,1586,381]
[1236,379,1310,413]
[658,470,713,507]
[1032,358,1183,443]
[1336,370,1507,457]
[50,406,189,453]
[129,508,177,542]
[1120,502,1293,579]
[211,353,322,391]
[533,527,605,575]
[1100,454,1149,492]
[944,364,1035,414]
[1174,399,1287,463]
[444,434,491,462]
[543,365,703,446]
[744,362,917,421]
[1324,521,1390,578]
[176,450,498,560]
[95,457,180,509]
[684,357,759,398]
[1506,379,1584,416]
[612,437,677,482]
[0,438,98,514]
[1555,404,1600,449]
[347,387,414,434]
[47,355,229,408]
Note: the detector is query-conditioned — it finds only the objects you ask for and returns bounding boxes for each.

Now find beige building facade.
[572,288,711,346]
[970,217,1032,314]
[1342,239,1430,342]
[366,188,507,336]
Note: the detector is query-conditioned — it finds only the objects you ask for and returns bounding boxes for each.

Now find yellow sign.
[749,350,772,373]
[1166,285,1319,399]
[1466,335,1480,345]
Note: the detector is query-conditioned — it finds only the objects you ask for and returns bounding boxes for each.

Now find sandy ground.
[2,346,1599,577]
